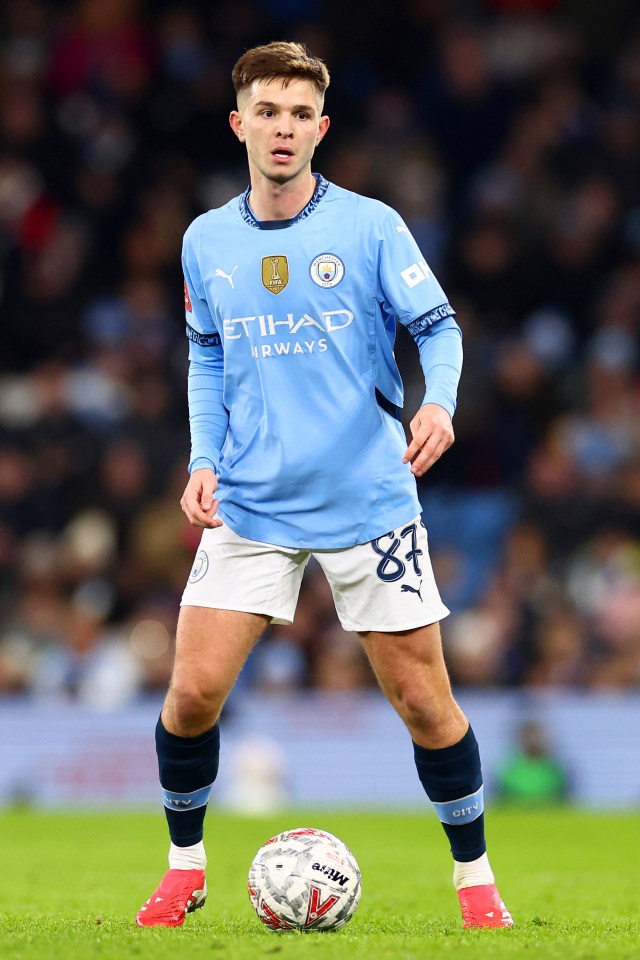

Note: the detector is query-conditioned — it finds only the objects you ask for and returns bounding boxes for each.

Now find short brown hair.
[232,41,330,104]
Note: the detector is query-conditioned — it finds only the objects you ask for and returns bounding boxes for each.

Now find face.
[230,78,330,186]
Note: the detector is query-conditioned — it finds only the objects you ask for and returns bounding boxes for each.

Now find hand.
[180,468,223,528]
[402,404,455,477]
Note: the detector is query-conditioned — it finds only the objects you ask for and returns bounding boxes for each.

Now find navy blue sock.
[413,725,486,863]
[156,717,220,847]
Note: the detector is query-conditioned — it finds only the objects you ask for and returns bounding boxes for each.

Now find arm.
[181,222,229,527]
[187,341,228,476]
[181,343,228,528]
[402,318,463,477]
[376,207,463,477]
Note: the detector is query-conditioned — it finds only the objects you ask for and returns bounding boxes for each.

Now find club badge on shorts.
[189,550,209,583]
[310,253,345,287]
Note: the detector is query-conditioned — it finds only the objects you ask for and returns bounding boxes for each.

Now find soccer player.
[136,41,513,931]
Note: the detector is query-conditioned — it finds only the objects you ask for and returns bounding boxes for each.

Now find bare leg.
[359,620,468,747]
[162,606,270,736]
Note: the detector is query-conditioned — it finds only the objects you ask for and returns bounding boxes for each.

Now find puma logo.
[215,265,238,288]
[401,580,423,602]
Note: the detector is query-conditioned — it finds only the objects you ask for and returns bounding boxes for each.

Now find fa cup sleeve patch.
[184,279,193,313]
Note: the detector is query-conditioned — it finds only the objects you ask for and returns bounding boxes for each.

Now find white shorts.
[181,517,449,633]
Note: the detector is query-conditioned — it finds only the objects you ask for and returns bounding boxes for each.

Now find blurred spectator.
[494,720,571,806]
[222,735,289,814]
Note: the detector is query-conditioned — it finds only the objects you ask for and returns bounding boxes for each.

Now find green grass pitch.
[0,808,637,959]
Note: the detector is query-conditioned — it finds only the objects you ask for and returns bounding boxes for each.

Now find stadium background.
[0,0,639,809]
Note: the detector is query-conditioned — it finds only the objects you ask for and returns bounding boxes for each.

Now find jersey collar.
[239,174,329,230]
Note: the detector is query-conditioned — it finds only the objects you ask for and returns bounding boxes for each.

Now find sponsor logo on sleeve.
[400,258,432,288]
[184,279,193,312]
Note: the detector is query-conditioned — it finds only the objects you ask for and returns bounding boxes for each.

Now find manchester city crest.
[188,549,209,583]
[310,253,345,288]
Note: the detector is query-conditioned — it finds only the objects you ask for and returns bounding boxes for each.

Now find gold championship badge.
[262,255,289,294]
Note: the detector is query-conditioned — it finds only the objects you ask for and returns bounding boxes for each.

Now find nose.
[276,115,293,138]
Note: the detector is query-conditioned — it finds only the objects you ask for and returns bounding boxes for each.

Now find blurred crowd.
[1,0,640,707]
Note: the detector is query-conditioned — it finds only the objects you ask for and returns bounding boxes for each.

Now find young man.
[136,41,513,931]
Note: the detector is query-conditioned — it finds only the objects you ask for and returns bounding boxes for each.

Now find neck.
[248,170,317,221]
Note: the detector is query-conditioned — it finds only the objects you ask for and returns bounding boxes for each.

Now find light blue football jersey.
[183,175,462,549]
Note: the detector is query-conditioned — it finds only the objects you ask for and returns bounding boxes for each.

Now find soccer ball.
[248,826,362,931]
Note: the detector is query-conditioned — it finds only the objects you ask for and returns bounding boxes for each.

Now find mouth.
[271,148,294,162]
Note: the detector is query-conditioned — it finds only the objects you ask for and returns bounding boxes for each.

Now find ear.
[316,114,330,145]
[229,110,245,142]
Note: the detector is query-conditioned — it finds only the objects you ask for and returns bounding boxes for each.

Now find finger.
[202,497,221,520]
[410,433,446,469]
[402,437,424,464]
[200,478,218,508]
[182,496,223,528]
[404,424,438,463]
[200,515,223,528]
[410,437,449,476]
[187,512,223,529]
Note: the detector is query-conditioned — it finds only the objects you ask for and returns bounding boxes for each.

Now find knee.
[393,681,457,739]
[166,676,223,735]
